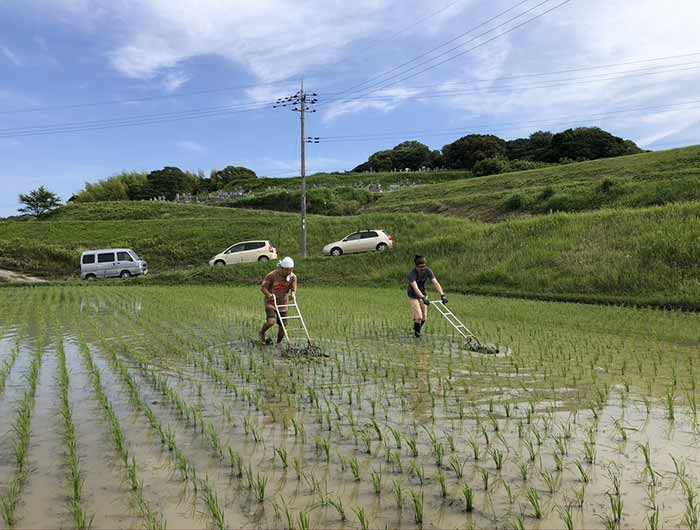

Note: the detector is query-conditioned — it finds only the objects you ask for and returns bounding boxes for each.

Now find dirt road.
[0,269,47,284]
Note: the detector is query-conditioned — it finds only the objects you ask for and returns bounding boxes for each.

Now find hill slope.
[1,201,698,309]
[220,146,700,222]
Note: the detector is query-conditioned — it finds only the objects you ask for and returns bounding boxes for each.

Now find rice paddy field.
[1,285,700,530]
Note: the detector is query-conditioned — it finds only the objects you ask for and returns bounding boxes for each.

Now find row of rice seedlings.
[0,339,20,394]
[77,337,166,530]
[56,339,94,530]
[89,330,229,530]
[0,345,44,528]
[82,287,700,527]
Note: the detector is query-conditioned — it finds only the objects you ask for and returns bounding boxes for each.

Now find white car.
[323,230,394,257]
[209,240,278,266]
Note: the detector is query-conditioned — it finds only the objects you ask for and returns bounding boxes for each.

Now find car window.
[227,244,245,253]
[361,231,378,239]
[97,252,115,263]
[117,251,133,261]
[129,251,140,260]
[344,233,362,241]
[245,242,265,250]
[82,254,95,265]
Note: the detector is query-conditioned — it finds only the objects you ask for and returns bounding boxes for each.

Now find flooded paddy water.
[1,285,699,529]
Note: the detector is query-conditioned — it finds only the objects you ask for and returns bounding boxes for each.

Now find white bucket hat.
[278,256,294,268]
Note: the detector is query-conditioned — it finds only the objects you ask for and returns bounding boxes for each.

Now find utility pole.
[274,82,318,258]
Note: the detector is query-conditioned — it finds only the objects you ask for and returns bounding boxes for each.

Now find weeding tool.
[273,294,323,356]
[432,300,506,354]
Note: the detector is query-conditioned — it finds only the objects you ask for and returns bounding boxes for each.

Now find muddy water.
[63,339,137,529]
[4,286,700,529]
[16,348,70,529]
[87,347,209,530]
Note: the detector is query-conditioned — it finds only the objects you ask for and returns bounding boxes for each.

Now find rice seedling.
[406,436,418,457]
[352,507,370,530]
[275,446,289,468]
[437,469,447,498]
[254,473,269,502]
[371,467,383,495]
[518,461,529,481]
[490,447,505,471]
[480,468,490,491]
[350,457,361,481]
[540,469,559,494]
[448,455,466,479]
[410,490,424,526]
[462,484,474,512]
[557,502,575,530]
[527,487,543,519]
[328,497,346,521]
[392,479,404,510]
[410,461,425,486]
[298,510,310,530]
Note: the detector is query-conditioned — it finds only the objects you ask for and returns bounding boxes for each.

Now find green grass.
[1,200,700,308]
[367,146,700,221]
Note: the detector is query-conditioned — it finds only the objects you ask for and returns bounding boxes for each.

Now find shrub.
[472,158,508,177]
[503,193,526,211]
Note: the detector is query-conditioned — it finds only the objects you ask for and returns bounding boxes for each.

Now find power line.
[322,0,574,107]
[312,98,700,142]
[0,101,275,138]
[315,62,700,106]
[0,75,309,115]
[324,0,535,101]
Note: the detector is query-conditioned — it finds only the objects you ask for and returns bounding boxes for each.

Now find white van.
[80,249,148,280]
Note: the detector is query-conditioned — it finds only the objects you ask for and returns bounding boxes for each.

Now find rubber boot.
[413,322,421,338]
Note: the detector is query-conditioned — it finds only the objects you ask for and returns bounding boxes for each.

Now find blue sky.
[1,0,699,216]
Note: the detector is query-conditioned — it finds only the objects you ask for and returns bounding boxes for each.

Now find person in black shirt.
[407,255,446,337]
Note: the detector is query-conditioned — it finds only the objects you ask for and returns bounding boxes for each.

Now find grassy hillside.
[1,201,699,309]
[219,146,700,221]
[366,146,700,221]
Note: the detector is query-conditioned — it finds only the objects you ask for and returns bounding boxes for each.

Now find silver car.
[80,249,148,280]
[323,230,394,257]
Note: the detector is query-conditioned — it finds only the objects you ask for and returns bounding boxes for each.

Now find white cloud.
[176,140,205,153]
[323,87,423,122]
[162,71,190,93]
[0,45,22,66]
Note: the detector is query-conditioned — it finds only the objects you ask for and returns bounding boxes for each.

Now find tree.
[441,134,507,170]
[391,141,432,170]
[211,166,257,190]
[142,167,195,200]
[545,127,642,162]
[18,186,61,216]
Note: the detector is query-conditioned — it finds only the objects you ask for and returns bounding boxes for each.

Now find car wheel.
[120,270,132,279]
[84,274,96,281]
[214,260,226,267]
[376,243,388,252]
[331,247,343,257]
[258,255,270,263]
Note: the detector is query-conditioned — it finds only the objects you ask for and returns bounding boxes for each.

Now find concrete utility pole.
[273,81,318,258]
[299,79,307,258]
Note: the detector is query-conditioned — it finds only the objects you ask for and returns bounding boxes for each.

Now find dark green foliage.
[142,167,199,200]
[546,127,643,162]
[503,193,526,211]
[354,141,435,172]
[18,186,62,217]
[442,134,507,170]
[228,187,377,215]
[211,166,257,190]
[506,131,554,161]
[472,158,509,177]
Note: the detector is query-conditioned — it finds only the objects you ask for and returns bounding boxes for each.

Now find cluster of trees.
[70,165,258,203]
[353,127,643,173]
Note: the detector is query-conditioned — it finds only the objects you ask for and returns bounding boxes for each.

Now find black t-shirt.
[407,267,434,299]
